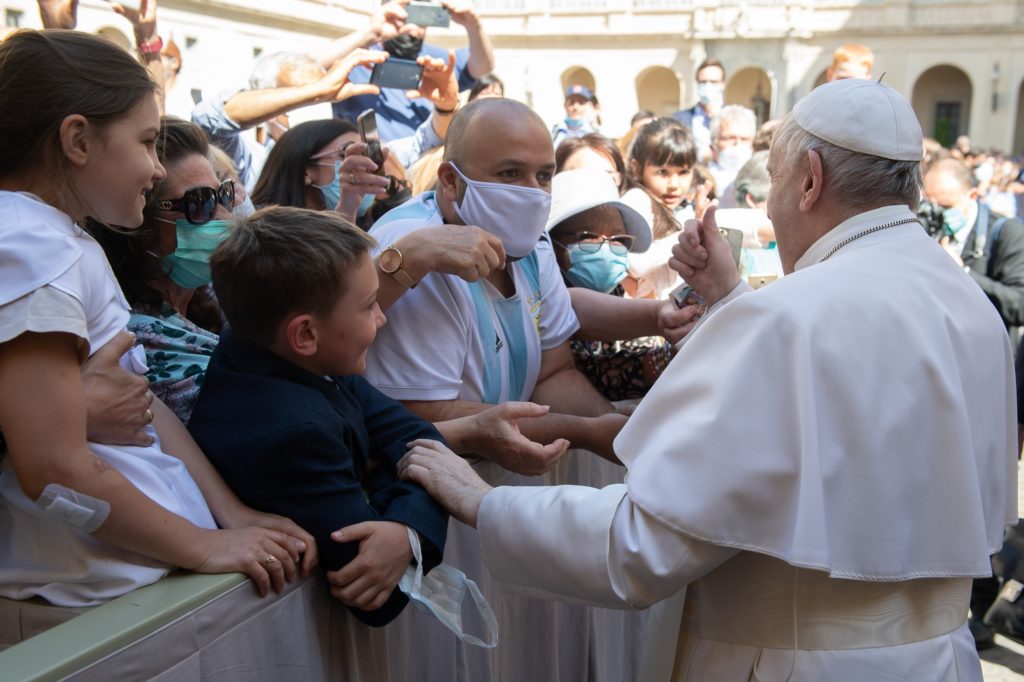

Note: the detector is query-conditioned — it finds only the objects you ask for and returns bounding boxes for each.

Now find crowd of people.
[0,0,1022,679]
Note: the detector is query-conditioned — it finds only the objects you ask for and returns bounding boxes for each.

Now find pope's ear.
[799,149,824,211]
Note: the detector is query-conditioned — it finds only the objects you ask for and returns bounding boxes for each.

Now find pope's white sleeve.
[478,483,737,609]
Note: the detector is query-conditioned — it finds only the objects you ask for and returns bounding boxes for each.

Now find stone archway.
[635,66,681,117]
[911,65,973,147]
[725,66,772,126]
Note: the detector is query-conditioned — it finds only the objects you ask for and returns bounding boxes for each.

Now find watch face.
[379,247,401,274]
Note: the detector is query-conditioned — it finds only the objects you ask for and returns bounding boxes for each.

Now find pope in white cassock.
[398,78,1018,680]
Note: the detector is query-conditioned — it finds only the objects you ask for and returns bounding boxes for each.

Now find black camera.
[917,200,945,239]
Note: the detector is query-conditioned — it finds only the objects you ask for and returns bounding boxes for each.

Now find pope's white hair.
[771,114,922,210]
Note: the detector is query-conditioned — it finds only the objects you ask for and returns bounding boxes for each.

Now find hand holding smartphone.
[404,1,451,27]
[357,109,386,178]
[369,58,424,91]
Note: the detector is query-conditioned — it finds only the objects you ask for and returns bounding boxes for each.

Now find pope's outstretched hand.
[398,439,492,528]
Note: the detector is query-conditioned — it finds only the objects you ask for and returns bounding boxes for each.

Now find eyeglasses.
[155,180,235,225]
[568,232,635,256]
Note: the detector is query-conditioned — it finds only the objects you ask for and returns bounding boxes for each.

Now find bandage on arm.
[0,332,209,568]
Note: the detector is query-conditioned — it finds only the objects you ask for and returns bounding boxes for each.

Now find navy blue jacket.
[188,330,448,626]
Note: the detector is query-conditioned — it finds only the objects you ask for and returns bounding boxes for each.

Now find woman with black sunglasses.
[90,117,235,422]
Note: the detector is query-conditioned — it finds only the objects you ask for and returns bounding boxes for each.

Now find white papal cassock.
[478,205,1019,681]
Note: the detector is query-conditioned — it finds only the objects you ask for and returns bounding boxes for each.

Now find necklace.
[819,217,920,263]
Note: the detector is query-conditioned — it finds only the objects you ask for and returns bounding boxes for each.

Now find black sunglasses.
[155,179,234,225]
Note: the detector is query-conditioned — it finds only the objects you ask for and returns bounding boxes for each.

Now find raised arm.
[223,49,387,129]
[444,0,495,80]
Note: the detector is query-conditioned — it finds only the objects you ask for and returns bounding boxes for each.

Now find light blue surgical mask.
[399,527,497,648]
[356,192,375,219]
[563,242,630,293]
[316,160,342,210]
[156,218,232,289]
[942,205,969,237]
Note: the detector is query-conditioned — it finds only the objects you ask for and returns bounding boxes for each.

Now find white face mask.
[449,163,551,259]
[716,145,752,172]
[399,527,498,648]
[696,82,724,108]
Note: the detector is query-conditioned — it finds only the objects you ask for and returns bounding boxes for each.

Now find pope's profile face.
[764,143,801,273]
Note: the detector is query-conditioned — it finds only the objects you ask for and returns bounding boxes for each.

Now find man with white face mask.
[708,104,756,206]
[357,97,657,682]
[365,97,626,465]
[672,57,726,162]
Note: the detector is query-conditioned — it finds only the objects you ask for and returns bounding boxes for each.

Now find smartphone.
[405,1,451,27]
[357,109,386,176]
[369,58,424,91]
[670,284,705,311]
[717,227,744,268]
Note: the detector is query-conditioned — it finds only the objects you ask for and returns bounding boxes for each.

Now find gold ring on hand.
[144,409,154,424]
[262,555,277,566]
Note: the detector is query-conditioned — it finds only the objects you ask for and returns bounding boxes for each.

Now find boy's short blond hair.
[211,206,375,348]
[831,43,874,72]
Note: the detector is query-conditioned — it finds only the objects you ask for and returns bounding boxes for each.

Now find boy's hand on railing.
[326,521,413,610]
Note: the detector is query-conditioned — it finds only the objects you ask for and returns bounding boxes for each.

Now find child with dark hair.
[620,117,699,298]
[189,206,452,627]
[0,30,313,609]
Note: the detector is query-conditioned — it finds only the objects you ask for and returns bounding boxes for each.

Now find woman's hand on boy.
[189,526,302,597]
[218,506,318,576]
[327,521,413,611]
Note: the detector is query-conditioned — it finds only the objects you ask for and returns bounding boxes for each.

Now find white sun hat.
[545,168,653,253]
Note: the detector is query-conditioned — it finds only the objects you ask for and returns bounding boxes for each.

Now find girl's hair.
[469,73,504,101]
[251,118,357,210]
[89,118,224,332]
[0,29,158,206]
[408,146,445,195]
[555,133,627,193]
[627,118,697,239]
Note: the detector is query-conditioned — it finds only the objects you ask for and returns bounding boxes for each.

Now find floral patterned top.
[128,305,219,423]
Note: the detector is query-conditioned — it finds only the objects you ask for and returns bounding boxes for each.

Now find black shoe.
[984,586,1024,645]
[970,617,996,650]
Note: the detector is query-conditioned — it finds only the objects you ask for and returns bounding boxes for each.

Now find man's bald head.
[925,158,976,193]
[443,98,549,169]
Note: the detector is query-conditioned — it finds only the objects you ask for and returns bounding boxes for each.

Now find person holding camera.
[923,158,1024,343]
[331,0,495,142]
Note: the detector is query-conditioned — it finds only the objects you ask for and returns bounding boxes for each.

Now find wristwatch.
[379,245,417,289]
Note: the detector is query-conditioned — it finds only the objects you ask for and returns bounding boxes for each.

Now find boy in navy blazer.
[188,206,447,627]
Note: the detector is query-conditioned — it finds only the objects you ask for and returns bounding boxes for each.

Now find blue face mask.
[356,192,375,219]
[942,205,968,237]
[316,160,342,210]
[157,218,232,289]
[563,242,629,293]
